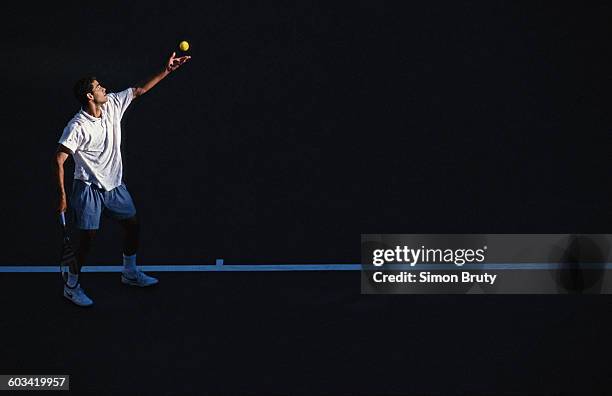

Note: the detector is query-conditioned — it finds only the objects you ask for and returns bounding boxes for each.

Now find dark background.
[2,2,612,395]
[2,1,612,265]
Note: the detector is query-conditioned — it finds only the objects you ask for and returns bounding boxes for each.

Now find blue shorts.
[71,180,137,230]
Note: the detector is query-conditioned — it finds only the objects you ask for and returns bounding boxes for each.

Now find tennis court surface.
[2,268,612,394]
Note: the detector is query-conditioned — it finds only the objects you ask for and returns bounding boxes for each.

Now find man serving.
[54,51,191,307]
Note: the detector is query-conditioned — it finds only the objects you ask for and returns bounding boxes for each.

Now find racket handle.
[60,211,66,227]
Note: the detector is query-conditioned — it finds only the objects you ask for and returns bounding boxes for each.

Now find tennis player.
[54,52,191,306]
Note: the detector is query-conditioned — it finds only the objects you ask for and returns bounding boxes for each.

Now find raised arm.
[54,145,72,213]
[132,52,191,98]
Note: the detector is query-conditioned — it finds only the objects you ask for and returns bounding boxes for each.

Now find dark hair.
[73,76,97,106]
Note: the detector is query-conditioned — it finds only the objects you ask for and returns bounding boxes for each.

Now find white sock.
[66,272,78,288]
[123,253,137,273]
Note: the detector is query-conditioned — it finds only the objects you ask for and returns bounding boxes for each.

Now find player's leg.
[75,229,97,276]
[119,215,139,256]
[105,183,158,287]
[64,180,102,306]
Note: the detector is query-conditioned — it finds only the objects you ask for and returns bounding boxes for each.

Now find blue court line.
[1,263,612,272]
[0,264,361,273]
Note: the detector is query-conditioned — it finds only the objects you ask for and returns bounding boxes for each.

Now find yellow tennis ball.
[179,41,190,51]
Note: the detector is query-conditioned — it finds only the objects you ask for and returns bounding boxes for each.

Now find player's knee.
[80,229,97,241]
[121,216,139,233]
[78,230,97,250]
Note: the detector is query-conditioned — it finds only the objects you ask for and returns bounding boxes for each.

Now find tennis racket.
[59,212,77,286]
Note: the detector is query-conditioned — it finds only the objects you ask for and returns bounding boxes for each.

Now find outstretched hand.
[166,52,191,72]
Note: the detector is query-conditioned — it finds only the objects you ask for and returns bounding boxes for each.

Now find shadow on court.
[1,271,612,395]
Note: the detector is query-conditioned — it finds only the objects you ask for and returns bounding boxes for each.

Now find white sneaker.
[63,284,94,307]
[121,269,159,287]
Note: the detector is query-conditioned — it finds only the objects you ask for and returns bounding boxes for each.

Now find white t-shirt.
[58,88,134,191]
